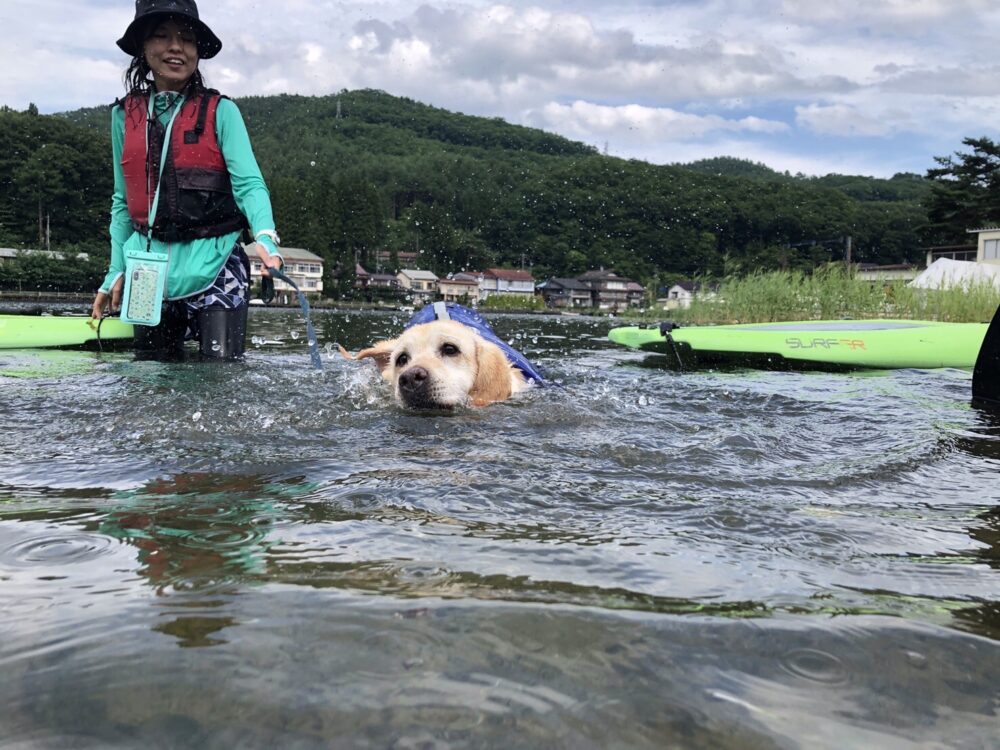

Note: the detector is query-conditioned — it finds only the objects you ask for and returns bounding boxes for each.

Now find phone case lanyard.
[144,92,186,252]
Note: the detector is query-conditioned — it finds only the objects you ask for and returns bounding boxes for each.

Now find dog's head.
[340,319,526,409]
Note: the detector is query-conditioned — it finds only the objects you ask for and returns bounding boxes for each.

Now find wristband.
[254,229,281,247]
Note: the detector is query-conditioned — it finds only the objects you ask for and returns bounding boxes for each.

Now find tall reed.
[632,267,1000,324]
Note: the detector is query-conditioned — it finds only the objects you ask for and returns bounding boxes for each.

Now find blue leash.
[263,266,323,370]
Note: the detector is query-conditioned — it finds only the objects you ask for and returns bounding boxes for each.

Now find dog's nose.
[399,366,429,393]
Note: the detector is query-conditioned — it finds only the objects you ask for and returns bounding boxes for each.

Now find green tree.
[14,145,79,247]
[924,136,1000,244]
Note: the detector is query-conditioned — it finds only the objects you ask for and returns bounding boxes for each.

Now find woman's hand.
[254,241,283,275]
[91,276,124,319]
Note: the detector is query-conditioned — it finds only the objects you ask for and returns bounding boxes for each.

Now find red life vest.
[121,91,247,241]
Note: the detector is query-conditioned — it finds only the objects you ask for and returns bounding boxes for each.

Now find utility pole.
[844,235,852,268]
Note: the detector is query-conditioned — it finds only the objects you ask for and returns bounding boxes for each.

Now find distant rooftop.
[540,277,591,291]
[484,267,534,281]
[244,244,322,262]
[578,269,624,281]
[399,268,439,281]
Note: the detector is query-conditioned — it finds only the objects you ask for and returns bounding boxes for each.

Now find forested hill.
[683,156,931,203]
[62,89,595,159]
[2,89,942,292]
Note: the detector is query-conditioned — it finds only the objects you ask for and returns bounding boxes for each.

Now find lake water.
[1,308,998,748]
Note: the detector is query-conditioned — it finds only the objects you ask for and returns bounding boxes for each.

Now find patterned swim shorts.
[185,243,250,314]
[179,242,250,341]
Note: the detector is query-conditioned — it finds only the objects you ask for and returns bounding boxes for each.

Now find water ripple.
[0,530,120,568]
[1,309,998,747]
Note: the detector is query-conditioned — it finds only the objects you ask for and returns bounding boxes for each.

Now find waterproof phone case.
[121,249,168,327]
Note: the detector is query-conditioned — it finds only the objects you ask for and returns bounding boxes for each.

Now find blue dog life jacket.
[404,302,546,385]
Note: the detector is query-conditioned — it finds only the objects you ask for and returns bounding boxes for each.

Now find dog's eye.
[395,352,409,367]
[440,343,460,357]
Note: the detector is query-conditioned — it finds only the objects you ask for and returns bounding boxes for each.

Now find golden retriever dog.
[339,318,531,409]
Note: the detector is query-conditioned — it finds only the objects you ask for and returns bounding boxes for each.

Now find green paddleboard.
[0,315,133,350]
[608,320,989,369]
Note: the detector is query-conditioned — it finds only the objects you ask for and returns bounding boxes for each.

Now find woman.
[91,0,283,359]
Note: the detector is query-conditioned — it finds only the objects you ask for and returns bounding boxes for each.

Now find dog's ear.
[469,338,515,406]
[338,339,397,377]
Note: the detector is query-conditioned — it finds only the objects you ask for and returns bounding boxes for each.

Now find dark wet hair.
[122,15,206,96]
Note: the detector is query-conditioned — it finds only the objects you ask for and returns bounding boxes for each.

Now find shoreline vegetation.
[621,266,1000,325]
[4,268,998,324]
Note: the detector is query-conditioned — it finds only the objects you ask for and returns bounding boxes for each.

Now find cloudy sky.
[4,0,999,177]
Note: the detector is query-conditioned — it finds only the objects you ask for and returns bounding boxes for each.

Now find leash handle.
[265,265,323,370]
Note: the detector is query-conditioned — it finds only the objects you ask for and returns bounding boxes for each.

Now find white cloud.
[780,0,996,28]
[795,103,896,138]
[534,100,789,142]
[3,0,1000,176]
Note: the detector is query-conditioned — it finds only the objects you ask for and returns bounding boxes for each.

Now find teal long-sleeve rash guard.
[100,91,282,300]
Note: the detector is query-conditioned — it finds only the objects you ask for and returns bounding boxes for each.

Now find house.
[662,282,698,310]
[368,273,401,292]
[536,277,592,308]
[578,269,630,310]
[969,228,1000,265]
[626,281,647,307]
[925,244,977,267]
[479,268,535,299]
[246,245,324,295]
[438,277,480,304]
[355,264,402,297]
[854,263,920,282]
[396,269,439,302]
[354,263,370,290]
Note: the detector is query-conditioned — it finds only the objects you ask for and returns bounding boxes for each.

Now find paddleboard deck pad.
[0,315,133,350]
[608,320,989,370]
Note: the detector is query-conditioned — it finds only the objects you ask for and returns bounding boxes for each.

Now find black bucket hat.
[117,0,222,60]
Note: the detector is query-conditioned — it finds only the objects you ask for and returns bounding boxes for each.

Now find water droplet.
[638,394,648,406]
[779,648,847,685]
[192,411,202,422]
[211,343,221,352]
[310,160,316,167]
[291,331,300,340]
[904,650,927,669]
